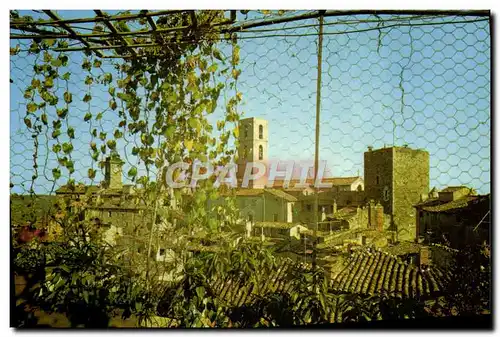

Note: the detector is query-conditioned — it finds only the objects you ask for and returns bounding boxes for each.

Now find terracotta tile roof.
[265,189,297,202]
[381,242,422,256]
[221,188,297,202]
[322,176,362,186]
[271,176,362,188]
[418,195,487,213]
[440,186,470,193]
[331,248,451,298]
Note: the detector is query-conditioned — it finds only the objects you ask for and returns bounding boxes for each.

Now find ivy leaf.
[62,72,71,81]
[44,77,54,88]
[64,92,72,104]
[84,113,92,122]
[106,140,116,150]
[41,113,48,125]
[51,129,61,138]
[56,108,68,118]
[62,142,73,154]
[23,118,32,128]
[207,63,218,73]
[188,117,201,132]
[165,125,175,138]
[96,112,103,121]
[113,129,123,139]
[67,127,75,139]
[52,144,61,153]
[52,168,61,180]
[85,76,93,85]
[232,45,240,65]
[24,89,33,99]
[128,167,137,178]
[83,94,92,103]
[88,168,96,179]
[93,59,102,68]
[26,102,37,113]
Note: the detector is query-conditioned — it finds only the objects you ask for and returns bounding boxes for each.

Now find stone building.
[414,186,490,249]
[55,152,153,247]
[364,145,430,242]
[209,188,297,224]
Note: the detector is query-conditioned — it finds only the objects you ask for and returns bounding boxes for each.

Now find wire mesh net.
[10,12,490,197]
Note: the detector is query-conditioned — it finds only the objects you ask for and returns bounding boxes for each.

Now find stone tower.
[364,146,429,242]
[104,151,124,190]
[237,117,269,188]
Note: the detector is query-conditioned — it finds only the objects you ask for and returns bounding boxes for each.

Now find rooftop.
[415,194,489,213]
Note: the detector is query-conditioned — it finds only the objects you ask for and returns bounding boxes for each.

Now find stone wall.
[392,148,429,241]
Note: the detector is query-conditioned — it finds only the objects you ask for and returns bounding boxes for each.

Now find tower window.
[259,125,263,139]
[376,176,380,185]
[244,125,248,138]
[259,145,263,160]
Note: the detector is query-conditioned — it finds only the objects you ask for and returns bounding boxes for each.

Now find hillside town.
[13,117,491,303]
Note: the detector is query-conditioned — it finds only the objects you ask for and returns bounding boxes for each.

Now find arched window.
[244,125,248,138]
[259,145,263,160]
[376,175,380,185]
[259,125,263,139]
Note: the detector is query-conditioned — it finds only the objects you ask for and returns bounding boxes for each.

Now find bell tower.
[104,151,124,190]
[237,117,269,188]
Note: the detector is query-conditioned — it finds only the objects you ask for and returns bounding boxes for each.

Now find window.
[248,214,253,222]
[244,125,248,138]
[376,176,380,185]
[357,184,363,192]
[273,214,278,222]
[259,145,263,160]
[159,248,165,256]
[108,211,112,217]
[243,145,248,158]
[306,204,312,211]
[259,125,263,139]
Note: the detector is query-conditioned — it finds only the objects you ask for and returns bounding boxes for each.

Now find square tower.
[237,117,269,188]
[104,152,124,190]
[364,146,429,242]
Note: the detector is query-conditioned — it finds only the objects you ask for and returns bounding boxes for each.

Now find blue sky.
[10,11,491,194]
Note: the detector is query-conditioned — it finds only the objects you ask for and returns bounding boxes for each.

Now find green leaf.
[85,76,93,85]
[67,127,75,139]
[23,117,32,128]
[207,63,218,73]
[165,125,175,138]
[83,94,92,102]
[64,91,72,104]
[96,112,103,121]
[84,112,92,122]
[128,167,137,178]
[52,168,61,180]
[41,113,48,125]
[88,168,96,179]
[62,72,71,81]
[56,108,68,118]
[107,139,116,150]
[62,142,73,154]
[52,144,61,153]
[26,102,37,113]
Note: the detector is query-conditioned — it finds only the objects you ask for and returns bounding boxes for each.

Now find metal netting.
[10,11,491,198]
